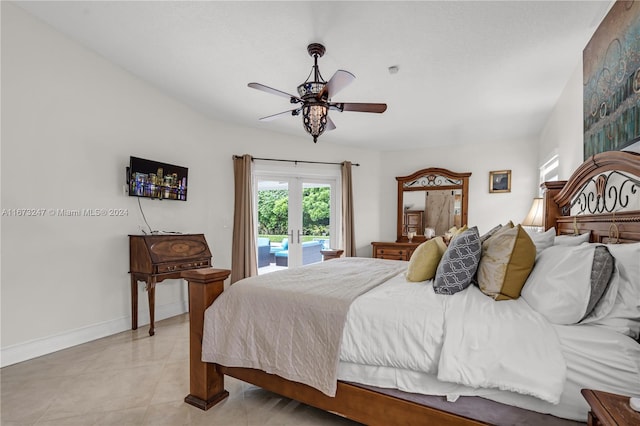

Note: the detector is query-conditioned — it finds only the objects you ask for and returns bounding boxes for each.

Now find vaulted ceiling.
[15,1,612,150]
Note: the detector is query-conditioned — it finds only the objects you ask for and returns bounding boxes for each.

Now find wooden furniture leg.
[130,275,138,330]
[182,268,231,410]
[147,278,156,336]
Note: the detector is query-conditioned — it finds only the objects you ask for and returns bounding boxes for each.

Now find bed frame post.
[181,268,231,410]
[541,180,566,231]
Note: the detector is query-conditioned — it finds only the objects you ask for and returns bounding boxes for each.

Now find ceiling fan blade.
[259,108,301,122]
[331,102,387,113]
[248,83,302,103]
[326,116,336,131]
[318,70,355,99]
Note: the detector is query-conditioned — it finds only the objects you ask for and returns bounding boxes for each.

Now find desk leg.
[131,276,138,330]
[147,279,156,336]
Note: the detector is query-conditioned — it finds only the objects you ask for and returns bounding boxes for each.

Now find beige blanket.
[201,257,407,396]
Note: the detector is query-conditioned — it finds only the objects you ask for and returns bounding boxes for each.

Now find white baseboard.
[0,301,188,368]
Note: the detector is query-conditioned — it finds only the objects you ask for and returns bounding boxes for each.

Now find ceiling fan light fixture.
[248,43,386,144]
[302,103,328,143]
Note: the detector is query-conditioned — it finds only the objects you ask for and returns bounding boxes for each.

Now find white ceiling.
[15,1,612,151]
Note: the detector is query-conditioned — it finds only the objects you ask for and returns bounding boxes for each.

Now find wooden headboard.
[541,150,640,244]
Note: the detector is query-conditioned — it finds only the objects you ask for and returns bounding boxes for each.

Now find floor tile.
[1,315,360,426]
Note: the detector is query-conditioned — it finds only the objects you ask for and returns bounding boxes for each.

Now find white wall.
[0,3,381,365]
[538,63,585,179]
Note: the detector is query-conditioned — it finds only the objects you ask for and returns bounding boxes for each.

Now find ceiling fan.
[248,43,387,143]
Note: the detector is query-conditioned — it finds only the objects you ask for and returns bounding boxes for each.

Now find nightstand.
[321,249,344,261]
[581,389,640,426]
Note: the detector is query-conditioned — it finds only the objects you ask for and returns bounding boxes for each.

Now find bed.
[183,150,640,425]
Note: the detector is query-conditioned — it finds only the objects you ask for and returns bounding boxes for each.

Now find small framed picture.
[489,170,511,193]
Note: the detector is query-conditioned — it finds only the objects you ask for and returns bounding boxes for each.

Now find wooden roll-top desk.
[129,234,212,335]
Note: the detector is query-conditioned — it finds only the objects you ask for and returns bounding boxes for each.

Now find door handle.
[296,229,302,244]
[288,229,294,243]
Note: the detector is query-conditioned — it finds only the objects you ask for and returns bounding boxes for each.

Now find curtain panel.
[341,161,355,257]
[231,154,257,283]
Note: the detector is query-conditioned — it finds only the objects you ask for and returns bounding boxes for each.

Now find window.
[539,154,559,195]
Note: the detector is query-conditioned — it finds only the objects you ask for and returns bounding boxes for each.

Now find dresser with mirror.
[372,168,471,260]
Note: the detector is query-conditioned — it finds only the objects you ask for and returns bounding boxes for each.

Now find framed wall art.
[583,0,640,159]
[489,170,511,193]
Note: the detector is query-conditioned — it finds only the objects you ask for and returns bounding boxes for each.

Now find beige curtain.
[231,155,257,284]
[341,161,355,257]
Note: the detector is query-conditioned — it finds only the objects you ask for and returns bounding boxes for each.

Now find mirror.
[396,168,471,242]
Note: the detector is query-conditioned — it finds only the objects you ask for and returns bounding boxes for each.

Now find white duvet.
[342,271,566,404]
[340,269,640,421]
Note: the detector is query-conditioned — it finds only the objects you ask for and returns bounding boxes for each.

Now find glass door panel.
[256,178,295,274]
[256,173,338,275]
[302,182,331,265]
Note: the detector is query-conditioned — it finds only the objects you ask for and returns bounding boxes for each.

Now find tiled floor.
[1,315,360,425]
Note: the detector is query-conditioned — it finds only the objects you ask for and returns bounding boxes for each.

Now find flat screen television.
[128,156,188,201]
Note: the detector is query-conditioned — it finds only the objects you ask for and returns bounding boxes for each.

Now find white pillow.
[554,232,590,246]
[583,243,640,340]
[526,227,555,256]
[521,244,596,324]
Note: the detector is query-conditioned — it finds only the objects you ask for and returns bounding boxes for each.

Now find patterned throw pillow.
[406,237,448,282]
[434,227,481,295]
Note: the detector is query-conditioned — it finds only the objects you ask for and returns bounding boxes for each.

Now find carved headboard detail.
[541,150,640,244]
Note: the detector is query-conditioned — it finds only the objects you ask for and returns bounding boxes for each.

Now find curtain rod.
[233,155,360,167]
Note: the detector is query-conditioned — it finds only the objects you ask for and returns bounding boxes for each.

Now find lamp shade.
[522,198,544,227]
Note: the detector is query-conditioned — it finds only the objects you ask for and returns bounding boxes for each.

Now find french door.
[255,170,338,273]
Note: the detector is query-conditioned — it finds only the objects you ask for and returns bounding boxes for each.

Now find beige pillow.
[478,224,536,300]
[481,221,514,252]
[406,237,448,282]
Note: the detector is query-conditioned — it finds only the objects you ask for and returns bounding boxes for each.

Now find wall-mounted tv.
[128,156,188,201]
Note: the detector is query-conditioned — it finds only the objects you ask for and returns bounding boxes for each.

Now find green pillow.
[406,237,448,282]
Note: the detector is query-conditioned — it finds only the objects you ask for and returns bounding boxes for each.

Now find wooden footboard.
[181,268,230,410]
[181,267,487,425]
